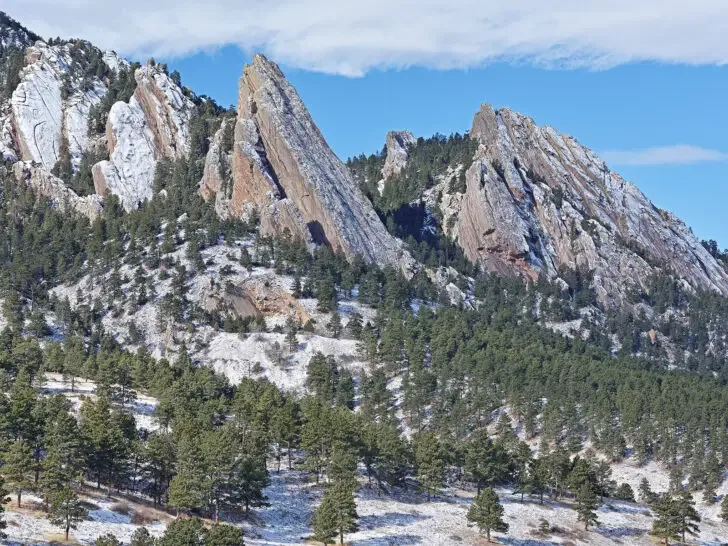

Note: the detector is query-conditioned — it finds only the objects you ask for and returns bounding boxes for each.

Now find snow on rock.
[93,63,195,211]
[13,161,103,220]
[92,97,158,210]
[10,41,108,171]
[230,54,415,274]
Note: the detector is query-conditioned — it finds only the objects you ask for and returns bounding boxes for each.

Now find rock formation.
[445,104,728,307]
[202,54,412,269]
[93,63,195,211]
[7,41,125,170]
[381,130,416,180]
[12,161,103,220]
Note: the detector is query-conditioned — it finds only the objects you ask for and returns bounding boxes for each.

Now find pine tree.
[167,434,209,514]
[312,482,358,546]
[639,477,655,505]
[327,312,342,339]
[159,517,206,546]
[47,485,87,541]
[720,494,728,522]
[0,474,8,540]
[414,432,444,500]
[674,491,700,543]
[467,488,508,542]
[206,524,245,546]
[651,495,681,545]
[95,533,122,546]
[130,527,156,546]
[4,439,34,507]
[575,483,600,530]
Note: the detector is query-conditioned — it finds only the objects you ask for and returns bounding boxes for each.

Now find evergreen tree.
[47,485,87,541]
[674,491,700,543]
[159,517,206,546]
[575,483,600,531]
[3,439,34,506]
[312,481,358,546]
[95,533,122,546]
[720,494,728,522]
[414,432,444,500]
[651,496,681,545]
[467,488,508,542]
[130,527,157,546]
[327,312,342,339]
[206,524,245,546]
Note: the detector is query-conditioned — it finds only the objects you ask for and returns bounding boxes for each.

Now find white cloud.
[4,0,728,76]
[601,145,728,166]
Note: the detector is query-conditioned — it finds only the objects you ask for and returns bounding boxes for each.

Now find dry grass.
[110,501,131,515]
[130,506,159,525]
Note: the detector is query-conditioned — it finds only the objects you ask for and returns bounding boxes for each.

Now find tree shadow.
[358,511,429,531]
[354,534,423,545]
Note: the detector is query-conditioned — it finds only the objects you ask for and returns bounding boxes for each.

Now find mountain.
[4,12,728,546]
[434,104,728,308]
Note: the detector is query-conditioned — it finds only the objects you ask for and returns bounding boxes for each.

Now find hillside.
[1,10,728,546]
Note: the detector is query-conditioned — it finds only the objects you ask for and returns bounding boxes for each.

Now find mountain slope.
[371,105,728,309]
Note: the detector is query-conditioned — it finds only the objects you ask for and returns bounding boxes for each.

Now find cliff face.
[202,54,411,269]
[445,104,728,307]
[92,63,195,211]
[3,41,126,169]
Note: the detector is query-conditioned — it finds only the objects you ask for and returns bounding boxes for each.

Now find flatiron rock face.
[92,63,195,210]
[449,104,728,307]
[202,54,413,270]
[381,130,416,181]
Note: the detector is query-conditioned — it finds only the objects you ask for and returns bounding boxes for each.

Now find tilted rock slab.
[452,104,728,307]
[93,63,195,211]
[204,54,412,270]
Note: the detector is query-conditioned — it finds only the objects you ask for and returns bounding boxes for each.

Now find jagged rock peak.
[453,102,728,307]
[93,62,195,211]
[12,161,103,220]
[382,130,416,180]
[213,53,412,270]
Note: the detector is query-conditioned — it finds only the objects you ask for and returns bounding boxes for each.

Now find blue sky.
[164,47,728,248]
[9,0,727,247]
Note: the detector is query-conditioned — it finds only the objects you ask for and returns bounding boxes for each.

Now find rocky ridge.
[409,104,728,307]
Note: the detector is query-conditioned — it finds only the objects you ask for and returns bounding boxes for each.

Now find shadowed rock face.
[203,54,412,271]
[450,104,728,307]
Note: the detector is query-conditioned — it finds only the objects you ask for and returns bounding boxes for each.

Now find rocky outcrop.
[449,104,728,307]
[93,63,195,211]
[382,131,416,180]
[8,41,125,171]
[203,54,411,269]
[12,161,102,220]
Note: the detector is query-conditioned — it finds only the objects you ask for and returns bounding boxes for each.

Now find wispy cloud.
[601,145,728,166]
[4,0,728,76]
